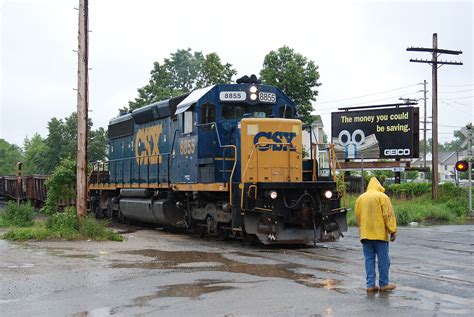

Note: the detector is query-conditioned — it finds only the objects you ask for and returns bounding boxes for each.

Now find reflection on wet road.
[1,225,473,316]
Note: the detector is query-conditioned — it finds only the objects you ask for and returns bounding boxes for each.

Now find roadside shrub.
[46,206,79,237]
[42,158,76,215]
[386,182,431,198]
[0,201,35,227]
[79,215,123,241]
[3,226,50,241]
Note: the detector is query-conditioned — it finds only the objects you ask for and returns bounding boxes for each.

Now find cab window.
[200,104,216,125]
[181,110,193,134]
[279,105,293,118]
[222,104,272,119]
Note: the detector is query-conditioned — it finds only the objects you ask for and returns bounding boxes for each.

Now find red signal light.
[455,160,469,172]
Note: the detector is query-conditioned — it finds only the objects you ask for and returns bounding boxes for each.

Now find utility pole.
[76,0,89,220]
[422,80,427,169]
[407,33,463,200]
[467,123,472,215]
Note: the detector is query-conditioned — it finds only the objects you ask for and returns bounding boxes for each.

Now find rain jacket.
[355,177,397,241]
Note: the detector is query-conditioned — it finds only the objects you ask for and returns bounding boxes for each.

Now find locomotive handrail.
[240,141,294,209]
[196,121,237,207]
[308,143,347,209]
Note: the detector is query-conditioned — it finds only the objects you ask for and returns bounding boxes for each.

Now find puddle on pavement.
[134,279,235,306]
[60,254,98,259]
[112,249,344,292]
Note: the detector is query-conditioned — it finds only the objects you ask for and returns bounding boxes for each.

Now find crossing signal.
[455,160,468,172]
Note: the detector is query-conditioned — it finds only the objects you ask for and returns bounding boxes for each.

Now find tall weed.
[0,201,35,227]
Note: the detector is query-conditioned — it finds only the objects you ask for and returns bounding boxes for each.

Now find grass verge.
[1,206,123,242]
[344,187,468,227]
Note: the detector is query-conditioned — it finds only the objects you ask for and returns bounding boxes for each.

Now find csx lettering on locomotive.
[135,125,163,165]
[253,131,296,151]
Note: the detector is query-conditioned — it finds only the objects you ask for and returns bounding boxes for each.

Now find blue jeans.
[362,239,390,288]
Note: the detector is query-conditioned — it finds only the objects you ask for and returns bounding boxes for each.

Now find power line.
[442,96,473,101]
[439,89,474,94]
[316,83,421,105]
[343,90,422,107]
[440,100,471,111]
[438,124,465,128]
[439,83,474,87]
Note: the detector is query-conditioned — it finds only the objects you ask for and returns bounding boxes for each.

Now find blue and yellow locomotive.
[89,76,347,244]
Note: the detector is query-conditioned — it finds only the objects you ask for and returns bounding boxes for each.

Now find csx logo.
[253,131,296,151]
[135,125,163,165]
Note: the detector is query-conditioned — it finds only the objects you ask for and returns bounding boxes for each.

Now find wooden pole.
[76,0,89,220]
[431,33,438,200]
[423,79,427,169]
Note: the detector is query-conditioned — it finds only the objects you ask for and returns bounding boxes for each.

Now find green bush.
[41,158,76,215]
[3,226,50,241]
[386,182,431,198]
[79,215,123,241]
[3,206,123,242]
[0,201,35,227]
[46,207,79,237]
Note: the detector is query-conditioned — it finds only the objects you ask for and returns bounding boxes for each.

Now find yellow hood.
[366,177,385,193]
[355,177,396,241]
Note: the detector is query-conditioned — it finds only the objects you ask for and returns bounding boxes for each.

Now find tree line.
[0,46,467,176]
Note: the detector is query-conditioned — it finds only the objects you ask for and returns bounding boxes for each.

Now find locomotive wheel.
[118,209,129,224]
[241,229,258,246]
[94,205,104,219]
[217,226,230,241]
[194,223,206,238]
[106,205,113,220]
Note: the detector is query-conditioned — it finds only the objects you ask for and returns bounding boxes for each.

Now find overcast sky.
[1,0,473,147]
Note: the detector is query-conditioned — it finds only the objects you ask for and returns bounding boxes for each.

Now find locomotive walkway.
[1,224,473,316]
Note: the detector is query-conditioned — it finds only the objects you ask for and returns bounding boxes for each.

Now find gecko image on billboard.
[331,107,419,159]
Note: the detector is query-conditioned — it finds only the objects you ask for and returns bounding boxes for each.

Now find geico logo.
[135,125,163,165]
[384,148,410,156]
[253,131,297,151]
[179,139,195,155]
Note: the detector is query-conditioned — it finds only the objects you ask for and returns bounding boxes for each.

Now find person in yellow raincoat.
[355,177,397,292]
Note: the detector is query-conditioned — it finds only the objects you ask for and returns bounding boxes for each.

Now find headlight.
[249,86,258,93]
[265,190,278,199]
[324,190,333,199]
[250,93,257,101]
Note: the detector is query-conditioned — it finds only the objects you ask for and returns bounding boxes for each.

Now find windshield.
[222,104,273,119]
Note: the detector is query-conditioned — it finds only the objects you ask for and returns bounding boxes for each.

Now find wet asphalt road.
[0,224,473,317]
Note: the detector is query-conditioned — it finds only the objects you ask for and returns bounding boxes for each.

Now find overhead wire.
[315,83,422,105]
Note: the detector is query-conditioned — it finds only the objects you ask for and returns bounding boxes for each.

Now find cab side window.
[200,103,216,126]
[181,110,193,134]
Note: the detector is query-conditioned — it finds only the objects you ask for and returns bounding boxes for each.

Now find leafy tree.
[422,129,468,154]
[23,134,48,174]
[440,130,467,152]
[127,49,236,111]
[260,46,321,124]
[40,113,107,173]
[0,139,22,175]
[403,170,419,181]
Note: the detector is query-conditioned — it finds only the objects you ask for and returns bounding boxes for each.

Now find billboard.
[331,107,419,159]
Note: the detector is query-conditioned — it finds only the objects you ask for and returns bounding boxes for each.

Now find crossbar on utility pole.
[407,33,463,200]
[76,0,89,220]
